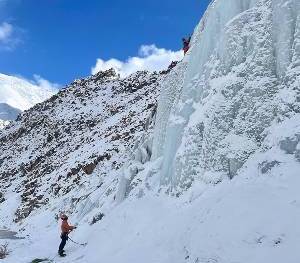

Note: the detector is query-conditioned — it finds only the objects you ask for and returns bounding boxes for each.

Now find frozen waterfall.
[117,0,300,199]
[151,0,300,192]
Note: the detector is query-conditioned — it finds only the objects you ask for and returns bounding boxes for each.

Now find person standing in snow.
[182,36,191,55]
[58,214,76,257]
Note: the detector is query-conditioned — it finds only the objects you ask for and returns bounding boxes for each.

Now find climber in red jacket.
[182,36,191,55]
[58,214,76,257]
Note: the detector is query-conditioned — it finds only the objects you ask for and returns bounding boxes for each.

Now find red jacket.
[183,45,189,55]
[61,220,75,234]
[182,37,191,55]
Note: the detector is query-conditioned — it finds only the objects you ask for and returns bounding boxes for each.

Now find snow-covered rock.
[0,119,9,130]
[0,68,163,223]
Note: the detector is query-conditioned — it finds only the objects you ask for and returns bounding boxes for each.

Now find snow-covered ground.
[3,148,300,263]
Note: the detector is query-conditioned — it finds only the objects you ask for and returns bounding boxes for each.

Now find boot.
[58,250,66,257]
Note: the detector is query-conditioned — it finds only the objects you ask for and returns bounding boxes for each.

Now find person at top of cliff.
[58,214,76,257]
[182,36,191,55]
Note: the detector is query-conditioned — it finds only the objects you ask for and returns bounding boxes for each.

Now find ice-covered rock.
[145,0,300,193]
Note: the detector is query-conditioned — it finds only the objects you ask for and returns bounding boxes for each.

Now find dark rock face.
[295,148,300,162]
[83,163,97,175]
[90,212,105,225]
[0,67,176,222]
[259,160,281,174]
[0,192,4,203]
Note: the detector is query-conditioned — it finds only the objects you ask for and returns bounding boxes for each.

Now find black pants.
[58,233,68,253]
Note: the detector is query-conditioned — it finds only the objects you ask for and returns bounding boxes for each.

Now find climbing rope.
[68,236,87,246]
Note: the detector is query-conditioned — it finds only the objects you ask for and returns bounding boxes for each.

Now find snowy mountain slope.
[0,119,9,129]
[0,73,58,129]
[0,73,58,111]
[0,68,164,224]
[0,0,300,262]
[0,103,21,121]
[0,103,21,130]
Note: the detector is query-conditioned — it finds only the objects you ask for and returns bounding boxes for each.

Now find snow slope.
[0,73,58,111]
[0,73,58,129]
[0,103,21,129]
[0,103,21,121]
[0,119,9,129]
[0,67,163,222]
[4,147,300,263]
[0,0,300,262]
[86,160,300,263]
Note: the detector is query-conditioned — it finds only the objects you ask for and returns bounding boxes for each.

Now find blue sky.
[0,0,211,86]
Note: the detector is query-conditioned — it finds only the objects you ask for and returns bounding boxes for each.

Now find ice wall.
[151,0,300,192]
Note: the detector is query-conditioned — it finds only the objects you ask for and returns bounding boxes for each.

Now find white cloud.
[91,44,184,78]
[32,74,61,91]
[0,22,13,42]
[0,22,23,51]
